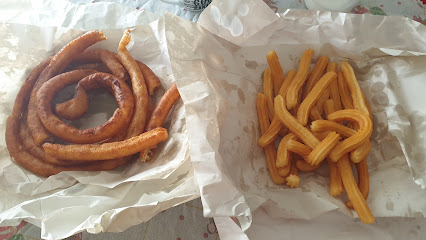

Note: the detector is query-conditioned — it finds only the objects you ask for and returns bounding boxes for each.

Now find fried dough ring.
[18,119,81,166]
[37,71,135,144]
[136,61,161,96]
[27,31,107,146]
[12,57,52,117]
[68,63,111,73]
[118,30,149,138]
[43,127,168,161]
[6,116,133,177]
[140,82,180,162]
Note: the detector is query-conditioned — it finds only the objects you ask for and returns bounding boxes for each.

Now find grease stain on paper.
[245,60,258,70]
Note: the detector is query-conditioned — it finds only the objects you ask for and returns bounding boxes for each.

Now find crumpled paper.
[164,0,426,235]
[0,1,199,239]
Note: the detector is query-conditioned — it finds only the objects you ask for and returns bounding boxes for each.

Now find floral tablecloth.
[2,0,425,239]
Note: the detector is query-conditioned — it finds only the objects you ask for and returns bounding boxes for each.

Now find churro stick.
[279,70,297,97]
[303,56,329,98]
[274,95,320,149]
[266,50,285,96]
[287,139,311,160]
[316,88,330,115]
[312,131,331,140]
[278,159,292,177]
[327,110,372,162]
[257,93,287,185]
[351,141,372,163]
[286,49,314,110]
[337,71,354,109]
[296,158,322,172]
[338,154,375,224]
[341,61,369,116]
[327,62,338,73]
[307,131,340,166]
[311,119,356,137]
[258,70,297,146]
[263,68,274,120]
[309,106,323,121]
[286,163,300,188]
[328,158,343,197]
[347,158,370,208]
[329,74,342,111]
[276,133,297,167]
[310,119,372,163]
[258,117,281,147]
[323,99,343,197]
[297,72,337,126]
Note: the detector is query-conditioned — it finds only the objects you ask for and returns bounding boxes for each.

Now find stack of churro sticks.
[256,49,374,224]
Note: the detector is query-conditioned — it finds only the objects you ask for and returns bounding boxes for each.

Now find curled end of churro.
[118,29,132,51]
[286,174,300,188]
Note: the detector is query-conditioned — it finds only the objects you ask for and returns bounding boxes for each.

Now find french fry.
[286,49,314,110]
[257,93,287,185]
[266,50,285,96]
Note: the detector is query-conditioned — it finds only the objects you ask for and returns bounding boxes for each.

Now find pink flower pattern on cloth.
[1,0,425,239]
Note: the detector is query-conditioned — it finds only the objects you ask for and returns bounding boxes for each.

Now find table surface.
[2,0,425,239]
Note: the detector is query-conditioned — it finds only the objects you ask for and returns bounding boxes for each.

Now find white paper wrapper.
[164,0,426,236]
[0,1,199,239]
